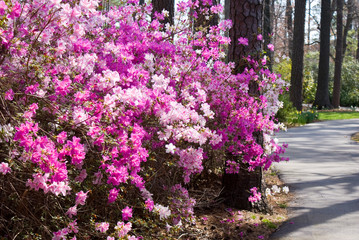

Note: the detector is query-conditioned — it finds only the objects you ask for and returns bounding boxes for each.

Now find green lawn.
[318,111,359,121]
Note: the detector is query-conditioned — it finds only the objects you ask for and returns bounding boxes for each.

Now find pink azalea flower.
[122,206,133,221]
[238,37,248,46]
[4,89,14,101]
[0,162,11,175]
[257,34,263,41]
[108,188,119,203]
[95,222,110,233]
[115,221,132,238]
[267,43,275,51]
[145,198,154,211]
[75,190,88,206]
[0,1,7,16]
[66,205,77,218]
[57,131,67,144]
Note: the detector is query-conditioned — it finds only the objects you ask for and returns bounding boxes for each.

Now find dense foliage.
[0,0,287,239]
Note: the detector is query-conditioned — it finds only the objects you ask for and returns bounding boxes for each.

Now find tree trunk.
[227,0,262,71]
[139,0,144,4]
[286,0,293,58]
[221,0,264,210]
[313,0,333,109]
[290,0,306,111]
[152,0,175,25]
[221,159,262,210]
[342,0,354,57]
[307,0,311,45]
[263,0,273,71]
[357,27,359,61]
[332,0,343,108]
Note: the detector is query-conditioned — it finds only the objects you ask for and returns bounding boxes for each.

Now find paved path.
[270,119,359,240]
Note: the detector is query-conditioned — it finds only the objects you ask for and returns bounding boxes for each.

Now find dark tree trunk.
[332,0,343,108]
[313,0,333,109]
[221,0,264,210]
[139,0,144,4]
[290,0,306,111]
[263,0,273,71]
[227,0,262,71]
[342,0,354,57]
[152,0,175,25]
[222,159,262,210]
[286,0,293,58]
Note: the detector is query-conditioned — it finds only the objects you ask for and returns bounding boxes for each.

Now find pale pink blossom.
[267,43,275,51]
[0,162,11,175]
[95,222,109,233]
[154,204,171,220]
[66,206,77,218]
[75,190,88,206]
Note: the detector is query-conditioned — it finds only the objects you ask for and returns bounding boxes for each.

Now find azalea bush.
[0,0,287,239]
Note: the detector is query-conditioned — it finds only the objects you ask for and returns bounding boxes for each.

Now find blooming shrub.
[0,0,287,238]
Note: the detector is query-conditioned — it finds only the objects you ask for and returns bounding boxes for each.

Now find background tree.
[342,0,354,57]
[313,0,332,109]
[332,0,343,108]
[221,0,264,210]
[285,0,293,58]
[152,0,175,25]
[290,0,307,111]
[263,0,273,70]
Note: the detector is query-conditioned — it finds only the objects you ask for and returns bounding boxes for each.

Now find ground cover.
[170,169,293,240]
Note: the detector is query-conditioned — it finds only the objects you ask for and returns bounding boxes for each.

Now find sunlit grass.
[318,111,359,121]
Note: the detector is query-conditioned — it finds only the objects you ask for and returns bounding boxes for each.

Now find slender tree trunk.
[290,0,306,111]
[342,0,354,57]
[357,27,359,61]
[263,0,273,71]
[221,0,264,210]
[313,0,333,109]
[286,0,293,58]
[332,0,343,108]
[307,0,311,45]
[152,0,175,25]
[140,0,144,4]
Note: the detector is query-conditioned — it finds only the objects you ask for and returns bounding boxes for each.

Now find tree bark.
[313,0,333,109]
[139,0,144,4]
[357,27,359,61]
[227,0,262,71]
[342,0,354,57]
[286,0,293,58]
[307,0,311,45]
[332,0,343,108]
[221,0,264,210]
[152,0,175,25]
[290,0,306,111]
[263,0,273,71]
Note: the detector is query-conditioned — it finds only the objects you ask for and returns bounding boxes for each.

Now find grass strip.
[318,111,359,121]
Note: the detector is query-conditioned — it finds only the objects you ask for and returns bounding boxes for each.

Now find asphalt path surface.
[270,119,359,240]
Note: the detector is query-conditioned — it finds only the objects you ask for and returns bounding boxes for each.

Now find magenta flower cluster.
[0,0,288,238]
